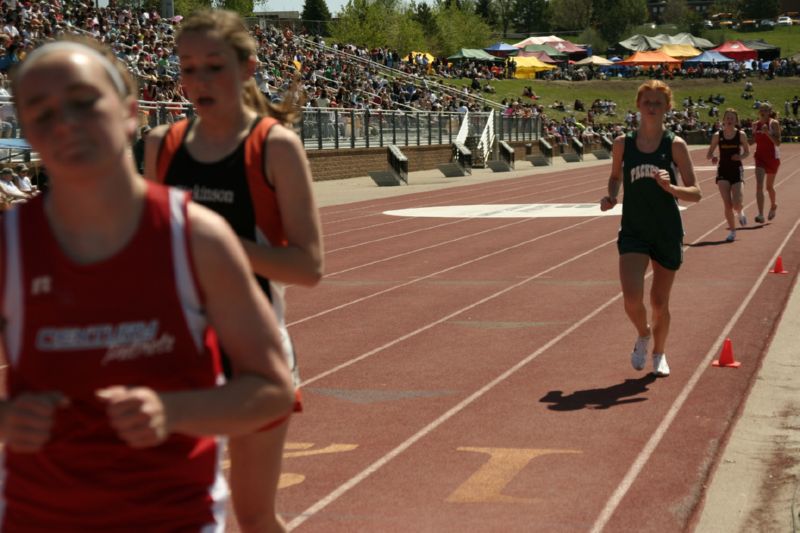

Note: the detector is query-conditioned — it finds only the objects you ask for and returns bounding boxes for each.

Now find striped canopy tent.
[618,50,682,70]
[544,40,585,54]
[511,56,558,78]
[513,35,564,48]
[712,41,758,61]
[657,44,702,59]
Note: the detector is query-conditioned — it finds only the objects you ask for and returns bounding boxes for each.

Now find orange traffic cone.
[712,338,741,368]
[770,256,788,274]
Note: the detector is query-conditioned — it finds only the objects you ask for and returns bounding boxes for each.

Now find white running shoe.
[631,335,650,371]
[725,230,736,242]
[652,353,670,377]
[738,213,747,227]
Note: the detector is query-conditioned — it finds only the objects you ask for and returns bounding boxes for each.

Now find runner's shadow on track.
[689,225,768,247]
[539,375,658,411]
[687,240,729,247]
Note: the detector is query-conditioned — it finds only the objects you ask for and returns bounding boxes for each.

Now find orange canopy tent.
[617,50,682,70]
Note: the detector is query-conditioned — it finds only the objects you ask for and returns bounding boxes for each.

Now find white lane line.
[293,172,722,328]
[288,165,800,531]
[299,235,614,387]
[589,168,800,532]
[290,217,596,328]
[288,243,620,530]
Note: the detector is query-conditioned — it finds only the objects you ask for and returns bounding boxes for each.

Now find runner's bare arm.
[102,203,294,445]
[239,123,323,286]
[737,130,749,160]
[668,136,702,203]
[769,120,781,146]
[600,134,625,211]
[706,131,719,162]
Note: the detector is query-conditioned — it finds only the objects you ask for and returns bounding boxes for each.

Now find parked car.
[776,15,793,26]
[739,20,758,31]
[759,19,777,28]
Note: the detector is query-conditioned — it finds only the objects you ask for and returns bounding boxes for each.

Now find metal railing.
[5,98,541,155]
[298,107,540,150]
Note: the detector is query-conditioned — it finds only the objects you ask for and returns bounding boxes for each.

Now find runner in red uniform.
[749,103,781,223]
[144,10,323,532]
[0,37,294,531]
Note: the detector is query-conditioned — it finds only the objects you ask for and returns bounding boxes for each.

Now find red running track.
[274,144,800,532]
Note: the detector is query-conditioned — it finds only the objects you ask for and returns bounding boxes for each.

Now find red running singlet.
[0,182,227,532]
[753,119,781,174]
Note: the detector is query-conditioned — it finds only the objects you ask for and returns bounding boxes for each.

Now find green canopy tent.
[447,48,504,62]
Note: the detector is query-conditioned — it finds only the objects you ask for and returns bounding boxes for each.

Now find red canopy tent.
[618,50,683,70]
[712,40,757,62]
[517,50,559,63]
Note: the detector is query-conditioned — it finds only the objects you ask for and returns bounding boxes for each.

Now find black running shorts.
[617,230,683,271]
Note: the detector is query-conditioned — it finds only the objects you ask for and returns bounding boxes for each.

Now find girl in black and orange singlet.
[144,10,323,533]
[0,37,293,531]
[706,108,750,242]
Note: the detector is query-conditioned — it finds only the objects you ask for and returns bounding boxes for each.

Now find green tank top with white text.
[621,130,684,242]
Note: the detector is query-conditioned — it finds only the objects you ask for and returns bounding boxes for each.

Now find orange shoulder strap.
[244,116,279,186]
[243,116,287,247]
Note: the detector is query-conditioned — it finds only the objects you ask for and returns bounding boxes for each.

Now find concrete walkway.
[311,156,800,532]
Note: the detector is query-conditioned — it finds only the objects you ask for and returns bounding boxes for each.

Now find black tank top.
[718,129,742,175]
[163,118,260,241]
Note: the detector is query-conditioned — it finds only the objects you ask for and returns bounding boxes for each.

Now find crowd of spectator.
[0,0,796,164]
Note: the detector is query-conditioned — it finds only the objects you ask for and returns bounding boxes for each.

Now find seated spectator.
[581,125,599,144]
[13,164,36,196]
[522,86,538,100]
[574,99,585,112]
[0,167,28,205]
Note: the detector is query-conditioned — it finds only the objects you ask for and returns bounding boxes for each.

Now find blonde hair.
[635,80,673,109]
[177,9,304,125]
[723,108,739,125]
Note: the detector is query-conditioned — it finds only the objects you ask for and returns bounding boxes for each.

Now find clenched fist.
[3,392,69,453]
[97,386,170,448]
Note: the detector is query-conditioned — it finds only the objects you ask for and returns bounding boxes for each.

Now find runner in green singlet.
[600,80,702,377]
